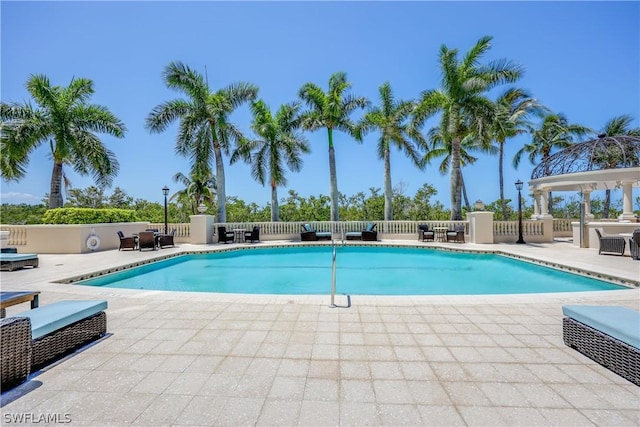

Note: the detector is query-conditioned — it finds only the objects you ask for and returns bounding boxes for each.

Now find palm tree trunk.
[49,161,64,208]
[603,189,611,218]
[450,137,463,220]
[213,143,226,223]
[383,145,393,221]
[271,179,279,222]
[461,172,471,211]
[498,141,508,220]
[328,128,339,221]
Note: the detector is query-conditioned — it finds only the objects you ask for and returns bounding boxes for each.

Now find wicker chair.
[446,225,465,243]
[595,229,625,256]
[117,231,137,251]
[158,229,176,249]
[418,224,435,241]
[217,226,235,244]
[1,317,32,391]
[629,229,640,260]
[138,231,157,251]
[244,226,260,243]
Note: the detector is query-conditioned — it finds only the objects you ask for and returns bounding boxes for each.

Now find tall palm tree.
[298,71,369,221]
[355,82,426,220]
[490,88,545,219]
[145,61,258,223]
[598,115,640,217]
[171,169,216,215]
[423,125,491,211]
[1,74,126,208]
[513,112,591,214]
[231,100,310,222]
[413,35,522,220]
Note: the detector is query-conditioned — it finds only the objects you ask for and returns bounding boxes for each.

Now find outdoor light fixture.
[162,186,169,234]
[474,200,485,211]
[515,180,526,244]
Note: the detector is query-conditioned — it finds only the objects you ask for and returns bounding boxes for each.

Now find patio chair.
[138,231,157,251]
[629,229,640,260]
[117,231,137,251]
[217,226,235,244]
[446,225,465,243]
[300,224,332,241]
[418,224,435,241]
[244,226,260,243]
[346,223,377,241]
[595,229,625,256]
[158,229,176,249]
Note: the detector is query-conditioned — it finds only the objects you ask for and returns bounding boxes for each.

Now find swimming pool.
[76,246,626,295]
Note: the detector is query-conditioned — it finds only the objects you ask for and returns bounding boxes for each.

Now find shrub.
[41,208,139,224]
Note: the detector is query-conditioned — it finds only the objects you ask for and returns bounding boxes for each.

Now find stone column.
[532,191,541,218]
[467,211,494,244]
[190,214,214,244]
[581,189,595,221]
[619,181,635,221]
[538,189,553,218]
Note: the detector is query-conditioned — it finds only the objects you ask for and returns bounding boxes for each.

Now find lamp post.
[162,186,169,234]
[515,180,526,244]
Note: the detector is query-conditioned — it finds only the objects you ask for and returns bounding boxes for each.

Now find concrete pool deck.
[1,240,638,425]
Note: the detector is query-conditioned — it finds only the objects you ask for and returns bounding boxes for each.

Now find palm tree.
[355,82,426,220]
[598,115,640,217]
[490,88,545,220]
[413,35,522,220]
[298,71,369,221]
[231,100,310,222]
[423,124,490,211]
[145,61,258,223]
[513,112,591,214]
[1,74,126,208]
[171,169,216,215]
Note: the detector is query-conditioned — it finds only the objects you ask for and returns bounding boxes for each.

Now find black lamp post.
[515,180,526,244]
[162,186,169,234]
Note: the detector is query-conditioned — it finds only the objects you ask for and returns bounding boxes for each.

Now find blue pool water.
[76,246,625,295]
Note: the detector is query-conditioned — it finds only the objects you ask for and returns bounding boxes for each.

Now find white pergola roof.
[528,167,640,192]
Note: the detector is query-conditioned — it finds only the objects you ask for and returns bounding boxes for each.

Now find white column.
[190,214,214,244]
[619,181,635,220]
[581,189,594,221]
[532,191,541,218]
[538,189,552,218]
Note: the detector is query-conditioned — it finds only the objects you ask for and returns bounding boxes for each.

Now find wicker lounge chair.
[300,224,332,241]
[117,231,137,251]
[563,305,639,386]
[346,223,378,241]
[217,226,235,244]
[138,231,157,251]
[418,224,435,241]
[446,225,465,243]
[595,229,625,256]
[244,226,260,243]
[158,229,176,248]
[629,229,640,260]
[0,253,39,271]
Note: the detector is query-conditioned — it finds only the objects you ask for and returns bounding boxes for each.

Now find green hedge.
[42,208,139,224]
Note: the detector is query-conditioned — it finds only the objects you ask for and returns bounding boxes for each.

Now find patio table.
[0,290,40,318]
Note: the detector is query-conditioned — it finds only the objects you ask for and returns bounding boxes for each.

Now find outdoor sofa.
[345,223,377,241]
[0,300,108,390]
[562,305,639,386]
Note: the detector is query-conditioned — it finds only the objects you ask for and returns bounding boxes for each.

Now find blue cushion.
[0,254,38,261]
[303,224,312,232]
[316,232,332,237]
[345,232,361,237]
[562,305,640,349]
[366,223,375,232]
[11,300,108,340]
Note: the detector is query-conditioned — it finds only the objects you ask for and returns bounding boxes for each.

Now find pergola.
[527,134,640,220]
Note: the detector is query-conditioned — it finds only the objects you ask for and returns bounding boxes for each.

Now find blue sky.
[1,1,639,210]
